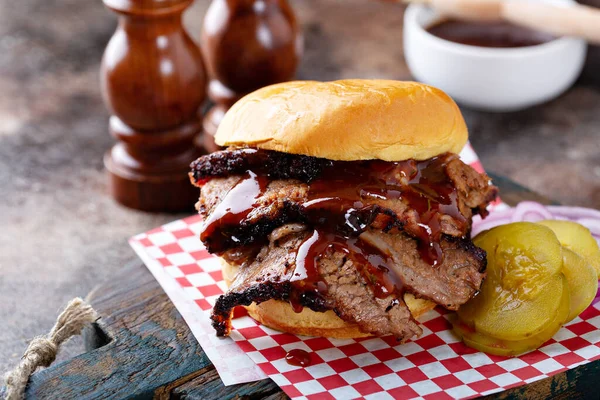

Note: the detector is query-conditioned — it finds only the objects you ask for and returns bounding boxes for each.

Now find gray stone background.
[1,0,599,373]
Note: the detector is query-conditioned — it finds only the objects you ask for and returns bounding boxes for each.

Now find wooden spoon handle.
[502,1,600,44]
[428,0,502,22]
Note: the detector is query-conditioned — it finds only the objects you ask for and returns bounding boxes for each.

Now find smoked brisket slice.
[317,248,422,340]
[191,148,497,213]
[446,158,498,215]
[212,227,421,339]
[196,165,495,254]
[211,226,485,340]
[211,231,311,336]
[194,150,497,254]
[361,231,486,310]
[198,178,308,253]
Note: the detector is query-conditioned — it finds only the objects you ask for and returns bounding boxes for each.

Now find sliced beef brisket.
[361,231,486,309]
[212,226,421,339]
[195,154,496,254]
[317,247,422,340]
[211,224,485,339]
[194,148,497,340]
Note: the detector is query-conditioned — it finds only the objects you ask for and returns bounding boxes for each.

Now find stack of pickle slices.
[454,221,600,356]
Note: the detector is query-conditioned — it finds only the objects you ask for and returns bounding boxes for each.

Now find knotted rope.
[3,298,97,400]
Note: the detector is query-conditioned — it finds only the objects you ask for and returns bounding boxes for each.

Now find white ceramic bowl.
[403,0,587,112]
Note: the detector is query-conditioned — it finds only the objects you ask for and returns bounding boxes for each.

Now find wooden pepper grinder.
[101,0,207,212]
[201,0,302,152]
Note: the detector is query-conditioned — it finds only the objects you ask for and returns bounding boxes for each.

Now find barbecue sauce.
[426,20,555,48]
[198,150,467,311]
[285,349,312,367]
[287,155,465,309]
[200,171,268,246]
[299,154,465,266]
[292,230,402,299]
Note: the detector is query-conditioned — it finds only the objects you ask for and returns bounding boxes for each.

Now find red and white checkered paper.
[130,144,600,398]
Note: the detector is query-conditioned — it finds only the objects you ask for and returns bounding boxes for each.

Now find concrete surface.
[1,0,599,374]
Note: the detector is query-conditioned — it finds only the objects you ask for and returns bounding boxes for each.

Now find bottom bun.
[222,259,436,338]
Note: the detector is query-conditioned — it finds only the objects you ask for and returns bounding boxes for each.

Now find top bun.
[215,79,468,161]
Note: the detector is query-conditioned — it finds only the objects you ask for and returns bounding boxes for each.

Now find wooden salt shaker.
[101,0,207,212]
[201,0,302,152]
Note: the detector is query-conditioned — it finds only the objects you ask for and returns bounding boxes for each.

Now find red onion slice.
[547,206,600,220]
[511,201,554,222]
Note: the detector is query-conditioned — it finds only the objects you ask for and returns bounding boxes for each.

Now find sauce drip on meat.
[292,230,402,300]
[301,153,466,265]
[200,171,268,246]
[199,150,468,312]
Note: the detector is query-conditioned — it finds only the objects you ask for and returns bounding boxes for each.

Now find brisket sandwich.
[190,80,498,341]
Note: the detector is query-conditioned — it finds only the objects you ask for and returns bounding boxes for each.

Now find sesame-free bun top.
[215,79,468,161]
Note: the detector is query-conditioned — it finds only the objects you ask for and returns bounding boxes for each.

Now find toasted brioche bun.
[222,259,436,338]
[215,79,467,161]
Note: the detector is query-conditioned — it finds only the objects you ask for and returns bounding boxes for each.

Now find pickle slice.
[454,277,570,356]
[538,220,600,275]
[562,247,598,322]
[460,274,565,341]
[460,223,564,341]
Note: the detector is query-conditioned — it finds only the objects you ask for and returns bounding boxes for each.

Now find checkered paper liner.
[130,144,600,398]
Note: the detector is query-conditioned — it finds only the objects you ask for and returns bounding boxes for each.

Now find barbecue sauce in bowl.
[426,19,556,48]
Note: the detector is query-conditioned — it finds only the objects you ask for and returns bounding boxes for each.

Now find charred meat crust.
[212,281,290,336]
[190,148,333,185]
[449,234,487,272]
[212,231,330,336]
[211,282,331,336]
[203,200,304,253]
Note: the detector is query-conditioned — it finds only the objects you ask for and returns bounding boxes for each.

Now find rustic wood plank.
[171,367,284,400]
[17,175,599,399]
[24,264,211,399]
